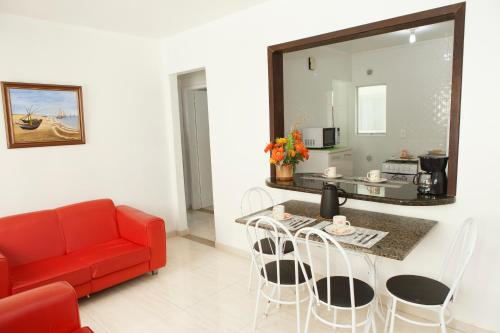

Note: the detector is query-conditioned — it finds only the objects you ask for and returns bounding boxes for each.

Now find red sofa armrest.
[116,205,167,270]
[0,281,84,333]
[0,251,10,299]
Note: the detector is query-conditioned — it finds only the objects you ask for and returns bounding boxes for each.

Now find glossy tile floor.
[187,209,215,241]
[79,237,464,333]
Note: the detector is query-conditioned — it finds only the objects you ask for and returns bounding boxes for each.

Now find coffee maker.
[417,154,449,195]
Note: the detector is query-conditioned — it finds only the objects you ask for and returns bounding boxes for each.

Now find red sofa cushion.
[0,282,84,333]
[57,199,119,253]
[0,210,65,266]
[11,255,91,294]
[71,239,150,278]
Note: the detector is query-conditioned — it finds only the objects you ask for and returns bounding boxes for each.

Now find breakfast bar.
[236,200,438,261]
[236,199,439,324]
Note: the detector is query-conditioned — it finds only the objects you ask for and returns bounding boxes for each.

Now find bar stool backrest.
[440,217,477,307]
[241,187,274,216]
[245,216,297,287]
[295,227,357,327]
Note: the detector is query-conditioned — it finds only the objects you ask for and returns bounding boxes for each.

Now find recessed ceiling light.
[409,29,417,44]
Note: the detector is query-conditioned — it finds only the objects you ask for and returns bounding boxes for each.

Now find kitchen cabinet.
[296,147,353,176]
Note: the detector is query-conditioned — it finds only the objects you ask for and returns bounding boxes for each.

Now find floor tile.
[79,237,468,333]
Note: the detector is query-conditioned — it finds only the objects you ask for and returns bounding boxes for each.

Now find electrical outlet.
[400,128,407,138]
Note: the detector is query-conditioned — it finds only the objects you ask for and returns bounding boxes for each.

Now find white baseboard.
[169,229,189,237]
[215,242,249,259]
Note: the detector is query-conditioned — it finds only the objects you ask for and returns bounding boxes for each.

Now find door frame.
[180,84,208,210]
[168,68,215,235]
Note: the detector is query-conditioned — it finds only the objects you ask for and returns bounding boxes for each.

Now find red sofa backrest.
[56,199,119,253]
[0,210,66,266]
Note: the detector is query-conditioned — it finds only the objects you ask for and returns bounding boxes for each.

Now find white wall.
[0,14,174,231]
[283,37,453,176]
[161,0,500,331]
[350,37,453,175]
[283,47,351,132]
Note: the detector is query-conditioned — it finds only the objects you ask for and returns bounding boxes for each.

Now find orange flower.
[271,150,284,162]
[289,149,296,158]
[264,142,274,153]
[275,138,288,145]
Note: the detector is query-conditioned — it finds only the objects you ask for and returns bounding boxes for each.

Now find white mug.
[366,169,381,182]
[324,166,337,178]
[333,215,349,226]
[272,205,285,220]
[332,216,350,230]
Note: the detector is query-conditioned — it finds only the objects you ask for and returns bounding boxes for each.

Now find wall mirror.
[267,3,465,203]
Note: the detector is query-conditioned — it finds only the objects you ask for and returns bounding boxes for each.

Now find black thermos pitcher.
[320,183,347,219]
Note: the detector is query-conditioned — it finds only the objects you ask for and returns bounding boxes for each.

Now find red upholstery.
[11,255,91,294]
[57,199,119,253]
[0,251,9,298]
[0,199,166,299]
[0,281,94,333]
[117,205,167,270]
[70,238,150,278]
[0,210,65,266]
[91,262,150,294]
[72,328,94,333]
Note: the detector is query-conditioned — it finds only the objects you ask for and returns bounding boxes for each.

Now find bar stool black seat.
[314,276,374,308]
[386,274,451,306]
[261,260,312,285]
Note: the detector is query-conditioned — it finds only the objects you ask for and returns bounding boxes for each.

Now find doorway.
[178,70,215,243]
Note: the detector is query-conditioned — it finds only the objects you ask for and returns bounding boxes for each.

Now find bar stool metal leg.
[248,259,254,291]
[388,297,397,333]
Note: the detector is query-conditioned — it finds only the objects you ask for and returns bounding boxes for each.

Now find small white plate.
[322,174,343,179]
[362,177,388,183]
[279,213,293,221]
[324,224,356,236]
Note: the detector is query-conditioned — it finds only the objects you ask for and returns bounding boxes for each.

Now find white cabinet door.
[329,150,353,176]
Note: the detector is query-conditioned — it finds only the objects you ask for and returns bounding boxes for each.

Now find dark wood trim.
[268,50,284,178]
[447,4,466,196]
[2,82,86,149]
[268,2,465,197]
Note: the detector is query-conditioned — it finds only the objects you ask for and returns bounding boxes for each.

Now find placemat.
[311,222,387,248]
[243,210,317,232]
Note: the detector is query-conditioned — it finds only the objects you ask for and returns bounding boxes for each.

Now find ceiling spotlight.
[409,29,416,44]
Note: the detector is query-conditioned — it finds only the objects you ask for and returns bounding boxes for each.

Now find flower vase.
[275,164,294,181]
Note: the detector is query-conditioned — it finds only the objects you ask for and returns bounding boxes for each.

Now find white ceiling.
[326,21,454,54]
[0,0,270,38]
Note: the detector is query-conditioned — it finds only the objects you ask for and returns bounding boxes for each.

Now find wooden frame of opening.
[268,2,465,196]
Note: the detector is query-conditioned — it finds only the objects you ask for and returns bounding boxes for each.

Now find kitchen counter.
[266,173,455,206]
[235,200,438,260]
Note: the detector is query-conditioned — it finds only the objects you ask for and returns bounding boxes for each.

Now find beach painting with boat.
[2,82,85,148]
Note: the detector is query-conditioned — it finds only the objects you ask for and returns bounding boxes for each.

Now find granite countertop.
[266,173,456,206]
[235,200,438,261]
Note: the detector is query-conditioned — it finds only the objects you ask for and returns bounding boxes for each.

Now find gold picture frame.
[2,82,85,149]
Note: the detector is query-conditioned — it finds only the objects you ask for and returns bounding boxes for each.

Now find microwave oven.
[301,127,339,148]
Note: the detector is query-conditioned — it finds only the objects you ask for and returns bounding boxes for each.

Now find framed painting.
[1,82,85,148]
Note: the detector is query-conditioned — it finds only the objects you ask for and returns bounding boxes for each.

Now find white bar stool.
[245,216,312,333]
[385,217,477,333]
[296,227,378,333]
[241,187,294,291]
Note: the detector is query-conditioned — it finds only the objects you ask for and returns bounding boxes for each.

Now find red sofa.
[0,281,93,333]
[0,199,166,299]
